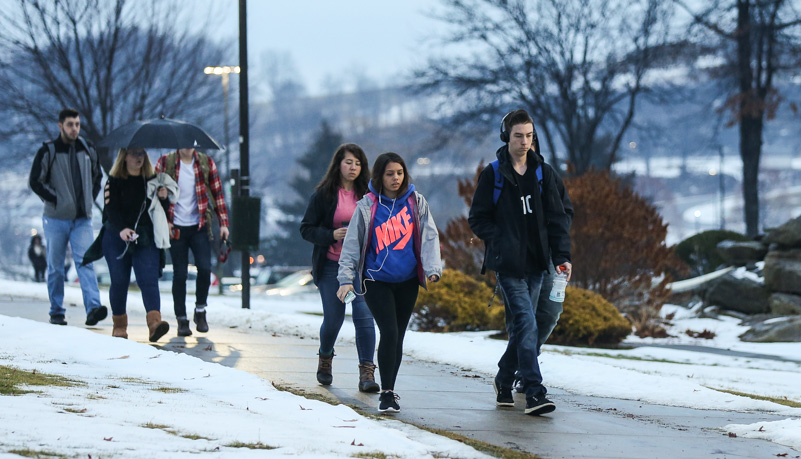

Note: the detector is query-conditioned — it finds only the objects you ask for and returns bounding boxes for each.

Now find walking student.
[155,148,229,336]
[29,108,106,327]
[300,143,379,393]
[102,148,172,341]
[337,152,442,413]
[468,109,572,416]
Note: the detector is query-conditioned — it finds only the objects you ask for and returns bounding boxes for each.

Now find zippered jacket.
[338,183,442,290]
[29,136,102,220]
[300,188,339,286]
[469,145,571,276]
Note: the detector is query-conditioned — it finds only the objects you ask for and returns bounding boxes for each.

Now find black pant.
[169,225,211,317]
[362,276,419,391]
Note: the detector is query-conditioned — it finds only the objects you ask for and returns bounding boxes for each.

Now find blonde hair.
[109,148,155,179]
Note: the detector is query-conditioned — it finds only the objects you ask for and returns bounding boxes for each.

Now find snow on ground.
[1,278,800,454]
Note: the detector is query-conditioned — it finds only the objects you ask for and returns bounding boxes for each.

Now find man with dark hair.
[29,108,106,326]
[155,148,229,336]
[469,109,572,416]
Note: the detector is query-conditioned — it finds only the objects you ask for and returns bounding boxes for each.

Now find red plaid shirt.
[155,150,229,230]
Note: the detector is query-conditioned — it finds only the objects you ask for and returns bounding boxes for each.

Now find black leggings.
[362,276,419,391]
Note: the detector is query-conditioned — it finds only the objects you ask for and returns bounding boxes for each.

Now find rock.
[769,293,801,315]
[763,216,801,248]
[704,273,769,315]
[739,316,801,342]
[763,249,801,295]
[716,240,767,266]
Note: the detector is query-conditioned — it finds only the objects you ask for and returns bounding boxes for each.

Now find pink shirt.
[326,188,358,261]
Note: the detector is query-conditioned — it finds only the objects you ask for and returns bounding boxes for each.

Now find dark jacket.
[299,189,339,286]
[29,136,102,220]
[468,146,571,276]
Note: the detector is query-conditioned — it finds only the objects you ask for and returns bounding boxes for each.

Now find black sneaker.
[378,391,400,413]
[49,314,67,326]
[525,395,556,416]
[194,309,209,333]
[85,306,108,326]
[493,380,515,407]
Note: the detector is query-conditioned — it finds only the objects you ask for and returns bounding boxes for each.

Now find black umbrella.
[97,117,224,150]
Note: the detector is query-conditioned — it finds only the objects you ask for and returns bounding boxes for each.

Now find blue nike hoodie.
[364,182,418,283]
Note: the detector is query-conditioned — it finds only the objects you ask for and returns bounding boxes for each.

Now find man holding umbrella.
[155,148,229,336]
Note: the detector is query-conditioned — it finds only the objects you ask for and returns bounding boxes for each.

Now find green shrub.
[413,269,505,332]
[675,230,749,276]
[548,286,631,347]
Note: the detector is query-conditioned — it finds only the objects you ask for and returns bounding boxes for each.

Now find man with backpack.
[468,109,572,416]
[155,148,229,337]
[29,108,107,327]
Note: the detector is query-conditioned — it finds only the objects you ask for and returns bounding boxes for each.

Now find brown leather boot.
[146,310,169,342]
[111,314,128,339]
[316,353,333,385]
[358,362,380,393]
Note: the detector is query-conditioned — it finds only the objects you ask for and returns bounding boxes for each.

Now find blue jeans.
[496,271,547,399]
[503,269,563,356]
[102,229,161,316]
[317,260,376,363]
[169,225,211,317]
[43,216,101,317]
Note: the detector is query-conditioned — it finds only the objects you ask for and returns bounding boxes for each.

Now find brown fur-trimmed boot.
[358,362,380,393]
[146,310,169,342]
[111,314,128,339]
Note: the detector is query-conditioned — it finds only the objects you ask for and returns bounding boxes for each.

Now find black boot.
[193,307,209,333]
[316,353,334,385]
[177,316,192,337]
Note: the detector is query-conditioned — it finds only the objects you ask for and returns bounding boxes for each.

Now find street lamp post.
[203,66,240,182]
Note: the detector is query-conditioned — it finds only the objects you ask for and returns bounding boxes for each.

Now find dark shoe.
[316,353,333,385]
[525,395,556,416]
[85,306,108,326]
[193,308,209,333]
[49,314,67,326]
[378,391,400,413]
[358,362,380,393]
[176,317,192,337]
[494,380,515,407]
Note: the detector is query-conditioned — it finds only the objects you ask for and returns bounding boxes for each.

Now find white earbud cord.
[357,192,397,298]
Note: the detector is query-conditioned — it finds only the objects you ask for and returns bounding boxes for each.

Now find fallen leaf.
[334,426,356,428]
[350,439,364,446]
[110,355,130,360]
[775,453,787,457]
[728,432,737,438]
[103,437,113,441]
[204,345,213,351]
[758,426,764,432]
[299,405,311,411]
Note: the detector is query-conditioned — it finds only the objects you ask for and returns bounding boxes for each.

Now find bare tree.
[0,0,230,170]
[413,0,672,175]
[676,0,801,237]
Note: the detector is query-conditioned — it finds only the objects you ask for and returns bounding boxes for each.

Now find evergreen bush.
[548,286,632,347]
[413,269,505,332]
[675,229,750,276]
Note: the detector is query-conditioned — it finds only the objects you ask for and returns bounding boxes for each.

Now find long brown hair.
[371,152,411,197]
[109,148,155,179]
[315,143,369,201]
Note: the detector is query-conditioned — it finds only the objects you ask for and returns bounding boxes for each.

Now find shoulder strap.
[536,164,543,195]
[490,160,503,205]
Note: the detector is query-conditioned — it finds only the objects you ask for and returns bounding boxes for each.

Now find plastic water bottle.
[549,272,568,303]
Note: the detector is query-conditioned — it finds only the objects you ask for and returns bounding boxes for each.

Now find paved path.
[1,294,795,459]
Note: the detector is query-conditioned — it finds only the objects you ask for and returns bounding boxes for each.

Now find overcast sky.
[204,1,442,99]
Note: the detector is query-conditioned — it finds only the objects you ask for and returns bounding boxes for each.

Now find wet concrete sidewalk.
[1,294,795,459]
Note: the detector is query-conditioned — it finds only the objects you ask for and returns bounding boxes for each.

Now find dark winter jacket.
[299,188,340,286]
[29,136,102,220]
[468,146,571,277]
